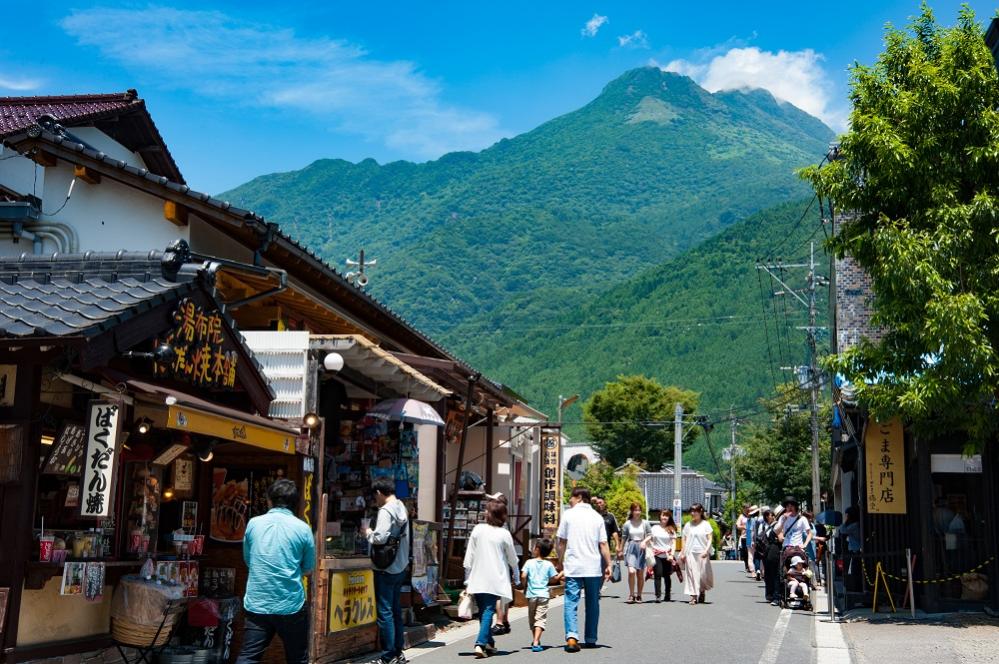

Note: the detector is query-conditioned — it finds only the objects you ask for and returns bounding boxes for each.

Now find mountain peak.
[601,66,701,97]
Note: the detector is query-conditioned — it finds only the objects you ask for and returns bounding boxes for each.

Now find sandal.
[626,595,635,604]
[689,597,697,605]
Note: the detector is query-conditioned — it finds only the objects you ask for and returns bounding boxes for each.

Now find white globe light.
[323,352,345,372]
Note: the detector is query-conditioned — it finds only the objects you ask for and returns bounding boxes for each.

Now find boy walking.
[520,538,562,652]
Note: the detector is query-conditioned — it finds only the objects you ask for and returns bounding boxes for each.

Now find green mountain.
[453,198,829,471]
[223,67,834,337]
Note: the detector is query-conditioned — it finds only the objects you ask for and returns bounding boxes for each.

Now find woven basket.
[111,616,176,647]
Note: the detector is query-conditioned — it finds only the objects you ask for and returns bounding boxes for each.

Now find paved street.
[404,562,818,663]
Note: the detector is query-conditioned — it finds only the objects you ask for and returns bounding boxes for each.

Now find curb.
[812,586,853,664]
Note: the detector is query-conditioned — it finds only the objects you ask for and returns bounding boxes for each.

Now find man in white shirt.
[556,487,612,653]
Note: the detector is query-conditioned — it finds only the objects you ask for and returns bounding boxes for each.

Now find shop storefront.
[242,332,450,662]
[0,247,308,663]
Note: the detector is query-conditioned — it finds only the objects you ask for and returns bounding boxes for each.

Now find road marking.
[758,608,792,664]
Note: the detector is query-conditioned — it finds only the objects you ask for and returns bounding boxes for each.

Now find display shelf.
[25,559,143,589]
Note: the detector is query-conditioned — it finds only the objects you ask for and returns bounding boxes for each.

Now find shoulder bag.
[370,507,406,569]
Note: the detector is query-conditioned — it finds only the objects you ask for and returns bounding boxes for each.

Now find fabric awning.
[311,335,451,402]
[129,380,301,455]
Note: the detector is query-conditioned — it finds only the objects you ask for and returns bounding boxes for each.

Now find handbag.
[457,590,474,620]
[645,547,656,569]
[370,507,405,569]
[610,561,622,583]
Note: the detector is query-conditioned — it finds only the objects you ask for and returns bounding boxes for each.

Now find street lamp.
[557,394,579,424]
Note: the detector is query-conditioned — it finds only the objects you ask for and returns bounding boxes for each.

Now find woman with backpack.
[621,502,652,603]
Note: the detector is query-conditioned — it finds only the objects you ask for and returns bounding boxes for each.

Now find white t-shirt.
[463,524,519,601]
[779,514,811,549]
[622,519,650,542]
[682,520,714,555]
[557,503,608,577]
[652,523,676,558]
[649,524,677,557]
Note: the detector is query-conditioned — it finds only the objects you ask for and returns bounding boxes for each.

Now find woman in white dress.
[680,503,714,605]
[464,500,519,657]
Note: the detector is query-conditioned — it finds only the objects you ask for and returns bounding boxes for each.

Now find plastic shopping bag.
[611,561,622,583]
[457,591,474,620]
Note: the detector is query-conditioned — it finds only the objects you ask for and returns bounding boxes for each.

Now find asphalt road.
[404,561,817,663]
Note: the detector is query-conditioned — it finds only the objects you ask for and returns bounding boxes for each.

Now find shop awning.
[129,380,301,454]
[311,335,451,402]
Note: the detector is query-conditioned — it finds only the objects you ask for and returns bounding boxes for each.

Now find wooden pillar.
[485,409,494,494]
[982,440,999,610]
[914,433,938,611]
[0,360,42,652]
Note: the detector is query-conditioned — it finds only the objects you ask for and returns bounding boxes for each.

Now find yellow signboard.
[865,418,907,514]
[328,569,376,632]
[167,405,296,454]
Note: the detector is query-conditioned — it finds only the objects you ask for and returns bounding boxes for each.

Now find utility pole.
[673,402,683,525]
[757,242,824,512]
[807,242,821,513]
[730,410,737,527]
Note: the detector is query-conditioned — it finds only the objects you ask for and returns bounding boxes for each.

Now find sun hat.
[790,556,805,566]
[748,505,760,516]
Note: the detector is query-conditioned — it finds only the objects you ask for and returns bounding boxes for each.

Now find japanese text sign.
[80,401,122,518]
[328,570,376,632]
[155,298,238,389]
[539,428,561,535]
[865,417,907,514]
[0,365,15,407]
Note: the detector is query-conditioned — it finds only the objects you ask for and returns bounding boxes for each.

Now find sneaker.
[483,645,498,656]
[531,645,543,653]
[565,638,580,653]
[771,600,780,606]
[474,645,488,659]
[756,571,762,581]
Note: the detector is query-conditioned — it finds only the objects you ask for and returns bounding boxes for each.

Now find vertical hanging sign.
[80,400,123,518]
[865,417,907,514]
[539,427,562,535]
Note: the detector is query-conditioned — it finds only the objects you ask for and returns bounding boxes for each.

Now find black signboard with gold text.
[154,297,239,389]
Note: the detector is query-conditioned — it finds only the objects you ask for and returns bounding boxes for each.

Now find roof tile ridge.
[0,91,138,104]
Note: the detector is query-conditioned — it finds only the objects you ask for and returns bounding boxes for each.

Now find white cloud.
[59,7,505,159]
[658,46,846,130]
[617,31,649,49]
[581,14,608,38]
[0,73,41,91]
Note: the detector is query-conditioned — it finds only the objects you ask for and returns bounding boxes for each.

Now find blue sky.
[2,1,995,193]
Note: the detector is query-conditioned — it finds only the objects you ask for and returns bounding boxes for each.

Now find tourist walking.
[520,537,563,652]
[776,497,812,554]
[464,500,519,658]
[680,503,714,605]
[621,503,651,603]
[485,493,512,637]
[745,505,761,580]
[366,478,411,664]
[759,509,781,605]
[736,503,750,574]
[649,511,678,602]
[237,479,316,664]
[557,488,612,652]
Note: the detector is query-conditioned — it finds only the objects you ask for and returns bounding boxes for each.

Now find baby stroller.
[780,547,813,610]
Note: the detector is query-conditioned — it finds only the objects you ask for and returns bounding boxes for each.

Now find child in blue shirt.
[520,537,562,652]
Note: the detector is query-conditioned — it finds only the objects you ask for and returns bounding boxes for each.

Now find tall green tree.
[583,375,699,469]
[802,5,999,446]
[739,386,831,507]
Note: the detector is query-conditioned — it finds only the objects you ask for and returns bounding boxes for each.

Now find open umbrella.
[366,398,445,427]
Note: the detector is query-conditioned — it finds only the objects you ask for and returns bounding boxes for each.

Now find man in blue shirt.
[237,479,316,664]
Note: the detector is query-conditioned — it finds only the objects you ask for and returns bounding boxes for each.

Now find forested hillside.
[448,199,829,469]
[224,67,833,334]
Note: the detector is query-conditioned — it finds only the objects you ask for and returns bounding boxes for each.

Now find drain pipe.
[1,222,74,253]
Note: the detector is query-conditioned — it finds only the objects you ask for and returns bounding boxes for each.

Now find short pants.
[527,597,549,631]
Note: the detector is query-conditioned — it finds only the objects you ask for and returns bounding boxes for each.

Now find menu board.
[42,422,86,475]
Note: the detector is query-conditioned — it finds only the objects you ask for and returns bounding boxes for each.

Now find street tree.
[583,374,699,468]
[802,5,999,446]
[740,386,831,507]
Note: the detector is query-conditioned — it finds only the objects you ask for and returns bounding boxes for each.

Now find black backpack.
[370,507,407,569]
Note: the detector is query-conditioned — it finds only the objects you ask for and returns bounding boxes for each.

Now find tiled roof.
[637,471,709,511]
[0,249,195,339]
[0,90,184,183]
[0,91,138,138]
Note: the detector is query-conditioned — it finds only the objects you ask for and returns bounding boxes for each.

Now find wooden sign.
[42,422,87,475]
[155,297,239,389]
[152,443,188,467]
[173,457,194,493]
[865,418,907,514]
[539,427,562,534]
[80,401,123,518]
[0,365,15,407]
[328,570,376,632]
